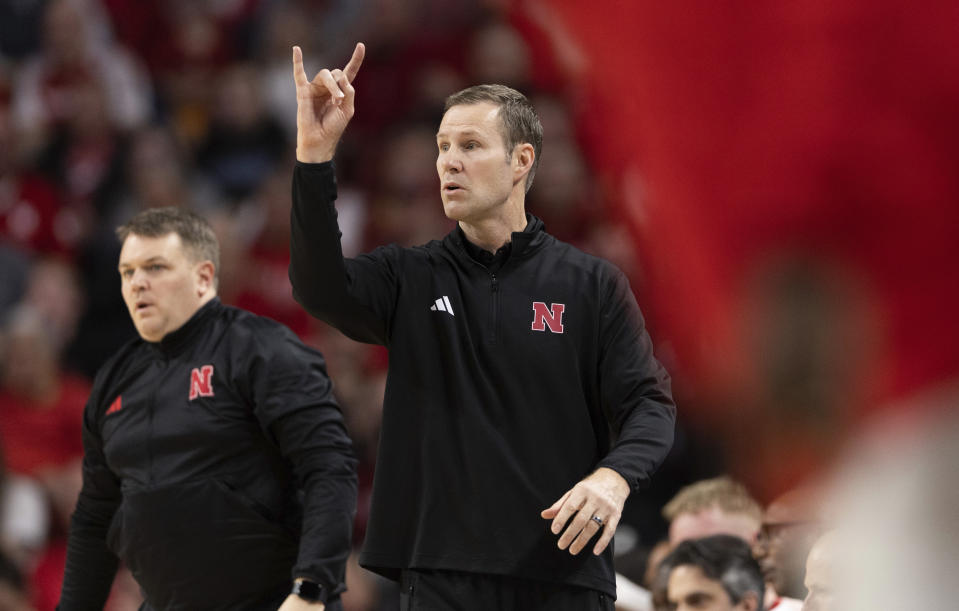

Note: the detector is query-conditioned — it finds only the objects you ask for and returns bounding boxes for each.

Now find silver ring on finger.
[591,515,605,528]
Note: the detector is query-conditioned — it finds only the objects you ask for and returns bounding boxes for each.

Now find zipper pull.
[491,275,498,292]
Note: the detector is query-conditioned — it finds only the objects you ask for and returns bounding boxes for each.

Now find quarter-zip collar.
[446,214,551,270]
[146,298,222,358]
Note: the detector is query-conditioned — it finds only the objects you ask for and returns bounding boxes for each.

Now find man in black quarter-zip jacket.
[289,43,675,610]
[58,207,357,611]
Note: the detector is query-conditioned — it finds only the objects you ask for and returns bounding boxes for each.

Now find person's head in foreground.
[663,476,764,546]
[117,207,219,342]
[661,534,765,611]
[800,531,835,611]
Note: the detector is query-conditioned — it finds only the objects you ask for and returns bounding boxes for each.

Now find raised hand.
[292,43,365,163]
[540,467,630,556]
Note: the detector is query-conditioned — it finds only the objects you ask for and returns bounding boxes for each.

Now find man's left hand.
[541,467,630,556]
[278,594,325,611]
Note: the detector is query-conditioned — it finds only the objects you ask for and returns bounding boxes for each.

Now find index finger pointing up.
[292,45,309,88]
[343,42,366,82]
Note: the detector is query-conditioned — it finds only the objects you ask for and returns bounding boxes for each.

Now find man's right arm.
[288,43,399,345]
[290,161,397,345]
[58,395,121,610]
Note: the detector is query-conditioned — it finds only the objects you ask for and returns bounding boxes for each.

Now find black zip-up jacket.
[289,161,675,597]
[59,299,357,610]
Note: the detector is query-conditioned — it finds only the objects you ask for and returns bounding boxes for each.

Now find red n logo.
[189,365,215,400]
[106,395,123,415]
[531,302,566,333]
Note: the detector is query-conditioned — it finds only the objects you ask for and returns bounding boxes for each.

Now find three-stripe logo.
[430,296,455,316]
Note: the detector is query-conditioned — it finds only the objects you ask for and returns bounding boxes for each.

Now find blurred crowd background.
[0,1,956,610]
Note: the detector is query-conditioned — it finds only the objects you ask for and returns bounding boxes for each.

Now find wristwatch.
[291,578,327,603]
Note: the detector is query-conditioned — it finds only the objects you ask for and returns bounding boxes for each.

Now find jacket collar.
[147,298,222,358]
[445,214,550,265]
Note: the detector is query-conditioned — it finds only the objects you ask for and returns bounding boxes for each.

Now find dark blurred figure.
[0,245,28,323]
[0,551,33,611]
[196,63,288,203]
[660,535,765,611]
[62,233,136,380]
[34,77,128,245]
[0,0,44,61]
[723,258,878,501]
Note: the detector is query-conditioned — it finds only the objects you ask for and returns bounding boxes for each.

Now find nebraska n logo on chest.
[531,302,565,333]
[189,365,215,400]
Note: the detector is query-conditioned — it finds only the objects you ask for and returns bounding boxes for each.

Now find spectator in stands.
[11,0,150,155]
[663,477,762,546]
[754,486,822,601]
[661,477,802,610]
[0,88,72,257]
[196,63,288,204]
[112,125,222,227]
[34,76,127,243]
[20,257,84,354]
[0,449,50,570]
[0,306,87,479]
[227,163,313,337]
[365,123,453,248]
[660,535,765,611]
[643,539,671,591]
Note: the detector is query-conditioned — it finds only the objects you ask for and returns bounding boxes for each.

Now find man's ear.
[195,260,216,296]
[513,143,535,183]
[739,591,761,611]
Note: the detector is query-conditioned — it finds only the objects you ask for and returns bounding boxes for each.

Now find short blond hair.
[662,477,762,522]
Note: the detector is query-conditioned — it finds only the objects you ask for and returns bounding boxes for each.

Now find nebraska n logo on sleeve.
[531,302,565,333]
[189,365,215,400]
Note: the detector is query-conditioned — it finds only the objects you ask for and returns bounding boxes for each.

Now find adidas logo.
[430,295,455,316]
